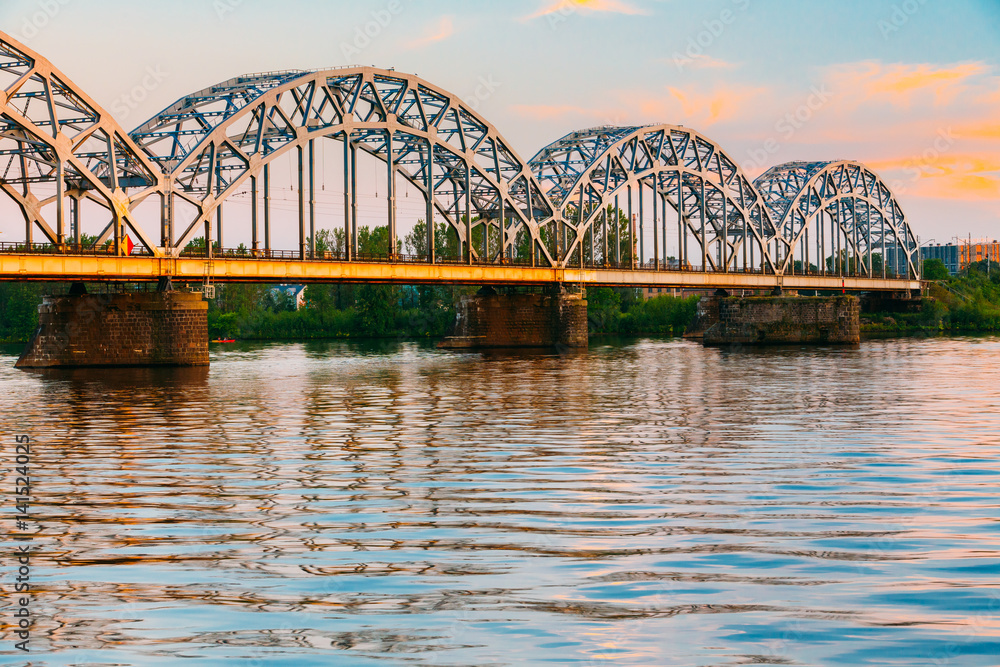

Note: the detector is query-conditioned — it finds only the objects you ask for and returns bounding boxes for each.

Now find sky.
[1,0,998,246]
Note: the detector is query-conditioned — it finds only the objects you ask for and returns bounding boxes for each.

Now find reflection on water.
[2,337,1000,666]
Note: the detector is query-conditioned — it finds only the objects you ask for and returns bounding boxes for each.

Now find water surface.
[2,337,1000,665]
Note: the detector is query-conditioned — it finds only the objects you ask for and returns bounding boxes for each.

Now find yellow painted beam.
[0,253,921,293]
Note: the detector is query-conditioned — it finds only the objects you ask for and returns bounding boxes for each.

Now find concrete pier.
[438,287,588,350]
[703,296,860,347]
[16,291,209,368]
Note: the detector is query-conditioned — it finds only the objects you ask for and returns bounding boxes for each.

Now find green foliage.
[404,219,461,259]
[826,250,882,276]
[922,258,949,280]
[0,283,53,342]
[199,225,463,340]
[537,205,635,266]
[618,295,700,335]
[586,287,698,336]
[864,264,1000,333]
[184,236,221,254]
[586,287,622,332]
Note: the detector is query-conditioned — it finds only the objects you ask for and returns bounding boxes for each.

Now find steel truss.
[754,161,919,279]
[130,67,557,265]
[0,33,163,254]
[529,125,783,272]
[0,30,920,279]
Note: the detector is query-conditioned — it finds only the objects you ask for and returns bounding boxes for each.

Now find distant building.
[271,284,307,310]
[885,240,999,277]
[960,241,1000,269]
[643,287,676,299]
[922,244,961,275]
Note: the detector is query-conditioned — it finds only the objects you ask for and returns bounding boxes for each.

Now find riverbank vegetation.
[862,259,1000,333]
[8,253,1000,344]
[0,280,697,343]
[586,287,699,336]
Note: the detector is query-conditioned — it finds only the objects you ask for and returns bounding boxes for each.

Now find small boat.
[212,339,237,344]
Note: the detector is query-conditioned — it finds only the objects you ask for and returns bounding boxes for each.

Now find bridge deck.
[0,253,921,293]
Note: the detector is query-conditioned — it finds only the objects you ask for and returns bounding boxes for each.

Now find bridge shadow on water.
[14,364,210,388]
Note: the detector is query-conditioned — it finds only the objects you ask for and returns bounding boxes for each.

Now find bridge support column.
[16,290,209,369]
[438,286,588,350]
[703,296,860,347]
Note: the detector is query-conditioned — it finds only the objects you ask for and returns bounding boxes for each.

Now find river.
[2,336,999,666]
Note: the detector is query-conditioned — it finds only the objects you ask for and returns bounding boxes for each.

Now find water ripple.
[2,337,1000,665]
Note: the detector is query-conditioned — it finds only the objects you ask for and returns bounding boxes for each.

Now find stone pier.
[438,287,588,350]
[16,290,209,368]
[703,296,860,347]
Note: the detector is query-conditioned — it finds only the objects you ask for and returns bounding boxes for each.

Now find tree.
[312,228,345,255]
[183,236,221,255]
[404,219,460,259]
[557,204,634,266]
[586,287,622,332]
[0,283,52,342]
[922,258,950,281]
[358,225,402,256]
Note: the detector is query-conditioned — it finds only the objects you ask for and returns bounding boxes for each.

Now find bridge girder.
[130,67,558,264]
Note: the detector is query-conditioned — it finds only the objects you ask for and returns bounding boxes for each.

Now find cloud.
[523,0,649,21]
[867,153,1000,201]
[959,122,1000,141]
[645,85,770,125]
[826,61,991,109]
[405,15,454,49]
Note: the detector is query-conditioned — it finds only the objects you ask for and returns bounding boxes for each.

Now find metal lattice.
[755,161,919,278]
[130,67,556,264]
[529,125,783,271]
[0,32,163,253]
[0,30,921,279]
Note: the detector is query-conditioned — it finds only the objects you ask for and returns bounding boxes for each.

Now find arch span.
[0,32,163,255]
[754,161,919,279]
[529,125,784,271]
[0,29,922,280]
[130,67,558,264]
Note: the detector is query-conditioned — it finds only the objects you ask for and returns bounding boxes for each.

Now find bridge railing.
[177,248,541,267]
[0,242,152,256]
[0,242,914,280]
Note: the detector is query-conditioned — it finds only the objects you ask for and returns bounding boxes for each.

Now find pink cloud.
[405,16,454,50]
[642,85,770,126]
[867,153,1000,201]
[826,61,992,109]
[523,0,649,21]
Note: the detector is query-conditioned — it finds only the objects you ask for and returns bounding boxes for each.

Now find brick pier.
[703,296,860,346]
[16,291,209,368]
[438,287,588,350]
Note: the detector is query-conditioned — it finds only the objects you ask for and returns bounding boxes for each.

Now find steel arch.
[130,67,558,263]
[0,32,163,255]
[754,161,919,279]
[0,29,922,283]
[529,125,783,271]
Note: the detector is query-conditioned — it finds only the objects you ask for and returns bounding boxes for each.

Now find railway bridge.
[0,32,921,365]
